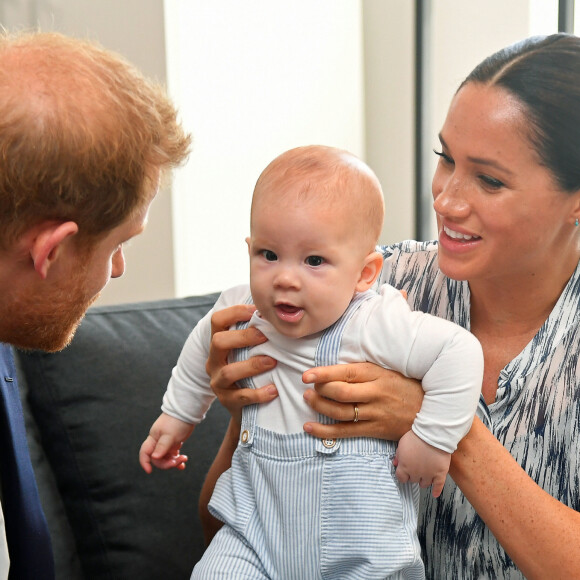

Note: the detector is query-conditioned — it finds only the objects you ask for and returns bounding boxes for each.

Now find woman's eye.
[261,250,278,261]
[433,149,454,165]
[306,255,325,267]
[479,175,504,190]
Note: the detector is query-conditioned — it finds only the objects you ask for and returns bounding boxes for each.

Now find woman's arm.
[450,418,580,579]
[199,418,240,544]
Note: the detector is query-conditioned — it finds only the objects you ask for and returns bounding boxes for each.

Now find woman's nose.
[432,173,470,218]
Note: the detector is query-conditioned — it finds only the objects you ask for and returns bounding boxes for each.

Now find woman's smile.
[442,224,480,241]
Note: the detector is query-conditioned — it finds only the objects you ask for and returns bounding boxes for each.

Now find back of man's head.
[0,31,191,249]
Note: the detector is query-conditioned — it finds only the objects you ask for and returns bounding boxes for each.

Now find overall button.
[321,438,336,449]
[240,430,250,443]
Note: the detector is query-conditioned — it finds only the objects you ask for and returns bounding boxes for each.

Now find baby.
[140,145,483,579]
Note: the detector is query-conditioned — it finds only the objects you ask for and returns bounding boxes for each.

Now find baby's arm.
[139,412,194,474]
[357,285,484,494]
[139,286,254,475]
[394,430,450,498]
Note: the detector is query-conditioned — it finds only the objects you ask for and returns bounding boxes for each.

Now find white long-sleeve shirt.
[163,283,483,453]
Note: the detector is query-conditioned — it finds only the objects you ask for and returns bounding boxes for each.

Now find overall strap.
[313,292,374,455]
[315,291,374,370]
[231,294,259,444]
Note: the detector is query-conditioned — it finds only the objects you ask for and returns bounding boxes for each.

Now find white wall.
[363,0,415,246]
[164,0,366,296]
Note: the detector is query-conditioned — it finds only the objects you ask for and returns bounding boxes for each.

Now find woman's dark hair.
[460,34,580,193]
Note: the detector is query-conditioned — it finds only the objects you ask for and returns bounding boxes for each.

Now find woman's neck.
[469,256,579,404]
[469,253,579,336]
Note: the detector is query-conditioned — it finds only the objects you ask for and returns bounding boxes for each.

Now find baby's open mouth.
[275,303,304,322]
[277,304,300,314]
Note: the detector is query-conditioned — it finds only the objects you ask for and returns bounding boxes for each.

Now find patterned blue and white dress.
[379,240,580,580]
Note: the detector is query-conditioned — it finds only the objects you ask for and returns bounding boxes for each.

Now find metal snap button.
[241,430,250,443]
[321,438,336,448]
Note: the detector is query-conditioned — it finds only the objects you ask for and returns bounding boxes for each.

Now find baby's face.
[247,197,369,339]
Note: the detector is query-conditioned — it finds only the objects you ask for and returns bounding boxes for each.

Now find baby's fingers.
[430,474,447,498]
[394,465,411,485]
[138,436,157,474]
[152,453,188,471]
[151,433,179,460]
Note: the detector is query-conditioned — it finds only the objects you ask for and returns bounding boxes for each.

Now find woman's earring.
[576,218,579,227]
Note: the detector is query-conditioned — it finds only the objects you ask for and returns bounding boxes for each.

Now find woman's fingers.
[216,385,278,425]
[302,362,383,395]
[205,303,279,423]
[207,326,267,381]
[206,304,260,373]
[206,304,272,390]
[211,325,266,354]
[303,388,366,422]
[209,353,276,392]
[209,352,277,422]
[302,363,423,441]
[303,419,371,439]
[210,303,256,334]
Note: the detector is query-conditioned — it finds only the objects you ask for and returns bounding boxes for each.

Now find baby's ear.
[355,251,383,292]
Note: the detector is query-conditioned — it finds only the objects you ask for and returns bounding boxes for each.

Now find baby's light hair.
[251,145,384,253]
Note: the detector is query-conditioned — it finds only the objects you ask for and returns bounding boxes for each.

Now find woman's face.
[432,82,580,285]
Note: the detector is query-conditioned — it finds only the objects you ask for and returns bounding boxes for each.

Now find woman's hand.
[206,304,278,424]
[302,362,423,440]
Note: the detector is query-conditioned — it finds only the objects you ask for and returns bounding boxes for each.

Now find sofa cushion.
[17,294,230,579]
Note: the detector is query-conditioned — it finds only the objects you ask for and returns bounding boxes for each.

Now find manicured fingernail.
[303,390,312,401]
[303,372,316,383]
[267,386,278,396]
[303,423,313,433]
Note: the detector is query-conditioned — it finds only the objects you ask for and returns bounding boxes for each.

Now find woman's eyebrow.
[438,133,514,176]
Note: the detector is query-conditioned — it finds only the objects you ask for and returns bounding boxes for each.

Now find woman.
[201,34,580,579]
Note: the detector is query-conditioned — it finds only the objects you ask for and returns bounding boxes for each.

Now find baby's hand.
[393,430,451,498]
[139,412,195,474]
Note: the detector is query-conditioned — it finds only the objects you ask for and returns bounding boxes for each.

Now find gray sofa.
[15,293,230,579]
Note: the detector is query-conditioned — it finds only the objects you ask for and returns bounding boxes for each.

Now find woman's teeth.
[444,225,479,240]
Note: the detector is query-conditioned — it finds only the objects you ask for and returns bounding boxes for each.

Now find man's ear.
[29,221,79,279]
[355,251,383,292]
[245,237,251,255]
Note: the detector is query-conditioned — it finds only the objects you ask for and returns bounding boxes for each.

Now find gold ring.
[353,404,359,423]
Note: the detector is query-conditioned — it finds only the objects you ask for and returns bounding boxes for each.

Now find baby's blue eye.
[306,256,325,267]
[261,250,278,261]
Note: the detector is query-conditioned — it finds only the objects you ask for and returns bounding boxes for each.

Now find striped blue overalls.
[192,293,425,579]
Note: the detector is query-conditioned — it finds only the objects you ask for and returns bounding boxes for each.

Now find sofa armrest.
[16,293,230,579]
